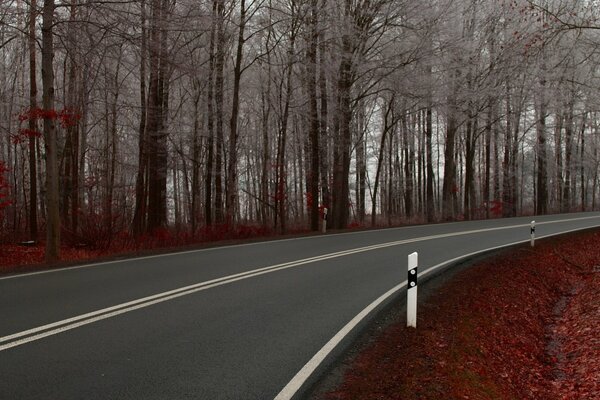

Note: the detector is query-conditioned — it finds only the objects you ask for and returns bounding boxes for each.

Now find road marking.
[1,216,598,353]
[273,224,600,400]
[2,213,598,281]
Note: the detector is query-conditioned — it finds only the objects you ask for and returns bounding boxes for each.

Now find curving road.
[1,212,599,399]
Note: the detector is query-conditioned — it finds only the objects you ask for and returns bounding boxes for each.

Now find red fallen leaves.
[0,223,309,273]
[552,269,600,399]
[323,231,600,400]
[0,244,98,273]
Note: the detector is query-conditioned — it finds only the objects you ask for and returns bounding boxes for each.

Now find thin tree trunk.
[28,0,38,240]
[213,0,225,224]
[42,0,60,262]
[307,0,320,231]
[226,0,247,223]
[275,20,296,233]
[425,103,435,222]
[371,97,393,226]
[132,0,148,235]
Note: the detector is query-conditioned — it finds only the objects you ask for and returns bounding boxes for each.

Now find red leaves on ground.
[0,244,97,273]
[323,231,600,400]
[0,222,303,273]
[552,268,600,399]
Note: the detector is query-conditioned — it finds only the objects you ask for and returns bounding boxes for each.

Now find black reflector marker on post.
[530,220,535,247]
[407,252,418,328]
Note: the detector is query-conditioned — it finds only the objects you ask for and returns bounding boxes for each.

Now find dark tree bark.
[42,0,60,262]
[146,0,169,231]
[563,97,574,212]
[442,99,458,221]
[132,0,148,236]
[318,28,330,214]
[502,82,513,218]
[536,73,548,215]
[28,0,38,241]
[213,0,226,224]
[189,80,200,232]
[425,103,435,222]
[307,0,320,231]
[226,0,247,223]
[274,13,297,233]
[331,34,353,229]
[356,105,366,223]
[371,97,394,226]
[204,0,218,227]
[403,113,413,218]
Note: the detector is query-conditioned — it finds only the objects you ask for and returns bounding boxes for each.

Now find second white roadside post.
[407,252,418,328]
[322,208,328,233]
[530,220,536,247]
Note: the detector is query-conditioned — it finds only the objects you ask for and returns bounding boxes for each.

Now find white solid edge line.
[2,213,598,281]
[273,224,600,400]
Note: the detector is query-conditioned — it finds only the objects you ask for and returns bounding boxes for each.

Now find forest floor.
[312,230,600,400]
[0,223,315,274]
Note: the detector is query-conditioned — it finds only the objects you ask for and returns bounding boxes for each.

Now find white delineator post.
[530,220,536,247]
[322,207,328,233]
[407,252,418,328]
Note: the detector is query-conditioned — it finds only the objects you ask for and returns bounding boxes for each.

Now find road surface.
[1,212,599,399]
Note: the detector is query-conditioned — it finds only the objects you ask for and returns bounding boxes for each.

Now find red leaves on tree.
[10,129,42,145]
[58,108,81,128]
[14,107,81,145]
[18,107,81,128]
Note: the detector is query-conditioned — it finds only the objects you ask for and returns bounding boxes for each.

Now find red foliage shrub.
[347,221,362,229]
[489,199,503,216]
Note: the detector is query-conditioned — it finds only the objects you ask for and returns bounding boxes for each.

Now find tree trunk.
[225,0,247,223]
[213,0,225,224]
[536,77,548,215]
[307,0,320,231]
[442,103,458,220]
[28,0,38,240]
[425,103,435,222]
[42,0,60,262]
[318,29,330,214]
[274,19,296,233]
[371,97,393,226]
[132,0,148,235]
[332,36,353,229]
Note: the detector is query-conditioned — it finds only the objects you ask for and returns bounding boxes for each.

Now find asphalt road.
[1,212,599,399]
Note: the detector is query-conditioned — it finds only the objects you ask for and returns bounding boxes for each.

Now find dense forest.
[0,0,599,261]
